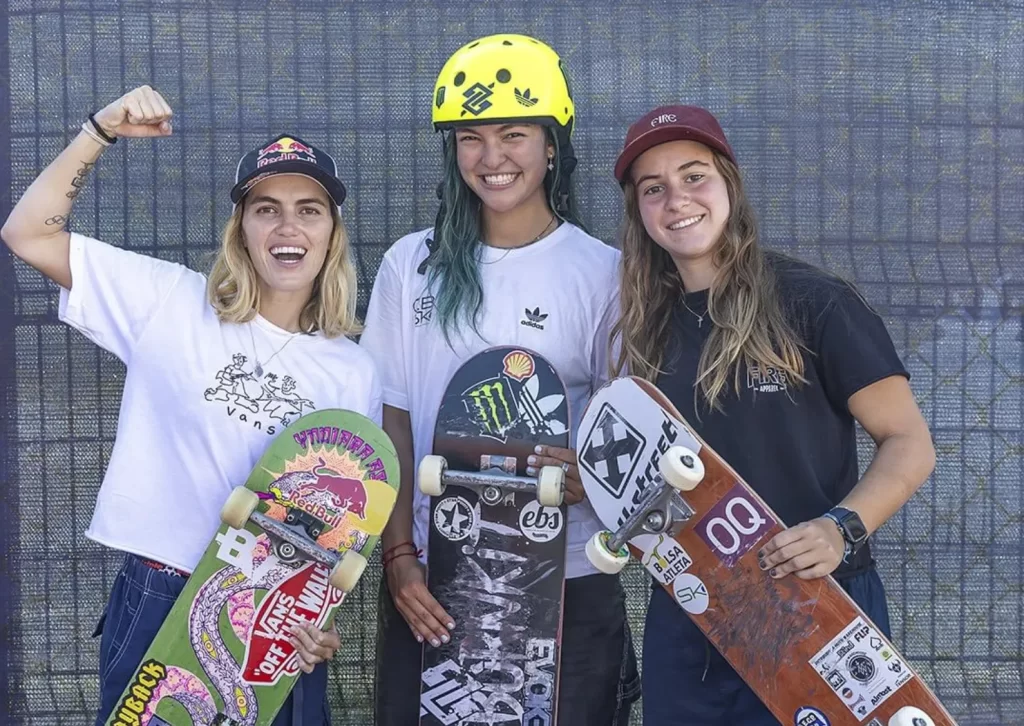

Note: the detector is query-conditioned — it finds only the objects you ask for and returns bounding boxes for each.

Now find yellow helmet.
[431,34,575,135]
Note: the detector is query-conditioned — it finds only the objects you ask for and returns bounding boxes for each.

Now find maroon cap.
[614,105,736,183]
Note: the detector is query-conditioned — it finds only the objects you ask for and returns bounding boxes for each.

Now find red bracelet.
[383,551,422,568]
[382,540,416,560]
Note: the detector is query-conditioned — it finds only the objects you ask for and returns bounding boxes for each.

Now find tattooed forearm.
[45,215,68,227]
[66,162,95,199]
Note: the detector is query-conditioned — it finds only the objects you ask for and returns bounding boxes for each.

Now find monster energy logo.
[465,378,518,438]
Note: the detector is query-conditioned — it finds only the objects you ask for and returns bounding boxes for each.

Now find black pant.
[374,572,640,726]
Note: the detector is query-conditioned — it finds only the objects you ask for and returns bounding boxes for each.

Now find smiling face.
[240,174,335,299]
[631,140,731,281]
[454,123,553,214]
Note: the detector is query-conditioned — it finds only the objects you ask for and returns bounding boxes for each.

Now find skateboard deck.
[418,346,569,726]
[105,409,399,726]
[576,376,956,726]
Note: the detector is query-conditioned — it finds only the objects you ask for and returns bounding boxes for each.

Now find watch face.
[838,509,868,543]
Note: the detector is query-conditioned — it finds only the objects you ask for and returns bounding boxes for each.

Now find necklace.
[680,294,707,328]
[248,320,298,378]
[481,215,557,265]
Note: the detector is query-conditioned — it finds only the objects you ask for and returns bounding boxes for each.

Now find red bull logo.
[296,472,368,524]
[257,136,316,164]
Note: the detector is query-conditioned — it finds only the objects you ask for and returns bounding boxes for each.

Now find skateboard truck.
[586,445,704,575]
[417,453,565,507]
[220,487,368,593]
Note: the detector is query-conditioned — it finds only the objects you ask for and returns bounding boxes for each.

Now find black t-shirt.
[656,254,908,574]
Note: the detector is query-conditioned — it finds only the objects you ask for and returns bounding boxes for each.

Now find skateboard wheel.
[536,465,564,507]
[220,487,259,529]
[585,531,629,575]
[660,446,704,491]
[329,551,367,593]
[888,707,935,726]
[418,455,447,497]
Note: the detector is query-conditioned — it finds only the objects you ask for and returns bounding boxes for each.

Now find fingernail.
[527,455,537,465]
[441,634,450,643]
[431,638,440,647]
[769,569,777,577]
[447,622,455,630]
[416,634,424,643]
[534,445,543,454]
[757,550,765,559]
[759,561,767,570]
[526,466,537,475]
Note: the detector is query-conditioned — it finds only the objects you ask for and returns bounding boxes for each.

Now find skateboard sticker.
[671,573,709,615]
[518,500,564,543]
[433,496,478,542]
[794,706,831,726]
[578,402,647,498]
[420,639,557,724]
[635,533,693,585]
[866,719,884,726]
[460,351,568,443]
[888,706,935,726]
[695,483,776,567]
[241,561,343,685]
[809,616,913,719]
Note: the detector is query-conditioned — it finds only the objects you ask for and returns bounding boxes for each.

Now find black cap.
[230,133,346,206]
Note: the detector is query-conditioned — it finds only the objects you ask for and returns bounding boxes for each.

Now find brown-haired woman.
[611,104,936,724]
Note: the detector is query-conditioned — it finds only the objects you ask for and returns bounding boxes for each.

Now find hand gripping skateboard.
[576,376,956,726]
[105,409,399,726]
[417,346,569,726]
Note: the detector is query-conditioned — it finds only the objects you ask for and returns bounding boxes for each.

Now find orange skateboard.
[576,376,956,726]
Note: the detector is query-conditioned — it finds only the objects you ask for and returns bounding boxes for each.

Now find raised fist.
[92,85,173,138]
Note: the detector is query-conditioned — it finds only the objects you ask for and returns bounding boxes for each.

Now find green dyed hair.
[422,127,584,342]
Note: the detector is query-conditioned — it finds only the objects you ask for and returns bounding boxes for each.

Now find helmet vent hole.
[454,71,466,86]
[496,69,511,83]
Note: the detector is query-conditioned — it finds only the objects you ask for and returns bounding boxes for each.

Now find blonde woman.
[1,85,380,726]
[610,105,936,724]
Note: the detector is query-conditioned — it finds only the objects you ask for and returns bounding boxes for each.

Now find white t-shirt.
[59,233,382,573]
[359,222,620,579]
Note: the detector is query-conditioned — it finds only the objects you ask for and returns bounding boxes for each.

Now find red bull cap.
[231,133,347,206]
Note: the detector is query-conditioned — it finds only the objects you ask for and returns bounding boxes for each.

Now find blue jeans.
[641,568,892,725]
[93,553,330,726]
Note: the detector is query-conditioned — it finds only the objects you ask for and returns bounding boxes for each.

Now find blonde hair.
[611,151,806,411]
[206,202,361,338]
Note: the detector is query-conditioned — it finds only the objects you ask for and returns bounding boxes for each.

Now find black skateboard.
[417,346,569,725]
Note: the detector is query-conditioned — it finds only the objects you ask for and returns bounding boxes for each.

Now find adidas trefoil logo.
[515,88,539,108]
[521,307,548,330]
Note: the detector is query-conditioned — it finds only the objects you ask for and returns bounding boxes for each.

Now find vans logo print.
[520,307,548,331]
[204,353,316,435]
[747,365,788,394]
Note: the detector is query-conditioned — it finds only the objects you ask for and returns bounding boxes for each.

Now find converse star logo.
[520,307,548,331]
[433,496,476,541]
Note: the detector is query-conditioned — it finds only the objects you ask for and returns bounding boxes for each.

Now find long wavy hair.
[611,151,807,411]
[424,126,583,341]
[206,201,361,338]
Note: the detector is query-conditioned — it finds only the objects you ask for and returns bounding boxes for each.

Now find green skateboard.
[105,409,399,726]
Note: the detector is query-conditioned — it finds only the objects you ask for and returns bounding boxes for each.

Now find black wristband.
[88,114,117,144]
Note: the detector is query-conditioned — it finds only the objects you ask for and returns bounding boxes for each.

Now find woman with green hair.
[360,33,640,726]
